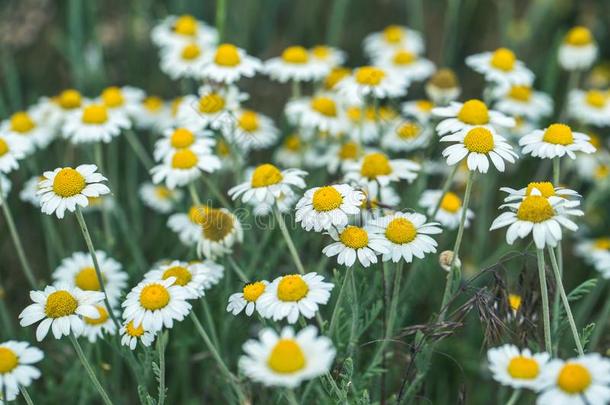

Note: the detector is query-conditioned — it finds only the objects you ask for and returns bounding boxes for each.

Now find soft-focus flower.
[139,182,183,214]
[322,225,390,267]
[519,123,596,160]
[0,341,43,398]
[419,190,474,230]
[264,46,330,83]
[227,281,269,316]
[558,26,598,71]
[295,184,364,232]
[200,43,261,84]
[487,344,549,390]
[466,48,534,85]
[228,163,306,205]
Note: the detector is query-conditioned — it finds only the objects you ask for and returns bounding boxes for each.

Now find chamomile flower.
[381,119,432,152]
[440,126,518,173]
[151,146,221,189]
[131,96,171,130]
[227,281,269,316]
[419,190,474,230]
[466,48,534,85]
[324,141,362,174]
[43,89,84,128]
[200,43,261,84]
[19,284,105,341]
[493,84,553,121]
[375,49,435,82]
[344,152,420,196]
[81,304,117,343]
[0,110,54,154]
[257,273,333,324]
[239,326,335,388]
[190,260,225,289]
[322,225,390,267]
[98,86,145,116]
[499,182,581,204]
[368,212,441,263]
[322,67,351,91]
[433,99,515,136]
[139,182,183,214]
[519,123,596,160]
[285,95,347,136]
[224,109,279,151]
[251,190,298,217]
[167,204,208,246]
[0,134,27,173]
[228,163,307,205]
[487,344,549,390]
[337,66,409,103]
[490,186,583,249]
[151,14,218,49]
[122,277,192,332]
[363,25,425,58]
[19,176,42,207]
[344,105,396,144]
[160,41,211,80]
[536,354,610,405]
[62,102,130,144]
[558,26,598,71]
[264,46,330,83]
[38,164,110,219]
[120,320,157,350]
[144,260,208,299]
[295,184,364,232]
[274,134,304,168]
[567,89,610,127]
[52,251,127,307]
[153,127,215,162]
[176,85,245,131]
[309,45,346,68]
[401,99,435,123]
[196,207,243,259]
[425,68,461,105]
[0,341,43,397]
[574,236,610,267]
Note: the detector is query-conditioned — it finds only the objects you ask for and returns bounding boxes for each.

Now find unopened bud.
[439,250,461,272]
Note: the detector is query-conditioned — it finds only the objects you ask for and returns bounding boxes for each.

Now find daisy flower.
[323,141,362,174]
[0,110,54,154]
[322,67,351,91]
[131,96,171,130]
[401,99,435,123]
[343,152,420,196]
[228,163,307,205]
[575,236,610,265]
[285,95,347,136]
[139,182,183,214]
[62,102,130,144]
[251,190,298,217]
[490,186,584,249]
[151,14,218,49]
[295,184,364,232]
[337,65,409,103]
[38,164,110,219]
[153,126,215,162]
[144,260,208,299]
[536,354,610,405]
[98,86,145,116]
[224,109,279,151]
[381,119,432,152]
[160,41,211,80]
[487,344,549,390]
[239,326,335,388]
[52,251,127,307]
[196,206,243,259]
[344,105,396,144]
[419,190,474,230]
[257,273,333,324]
[150,146,221,189]
[120,320,157,350]
[274,134,304,168]
[499,181,581,204]
[81,304,117,343]
[167,204,208,246]
[43,89,84,129]
[519,123,596,160]
[440,126,518,173]
[466,47,534,85]
[322,225,390,267]
[567,89,610,127]
[122,277,192,332]
[558,26,598,71]
[200,43,261,84]
[363,25,425,59]
[264,46,330,83]
[0,341,43,398]
[19,176,42,207]
[309,45,346,68]
[493,84,553,121]
[375,49,435,82]
[176,85,246,131]
[190,260,225,289]
[19,284,105,341]
[368,212,442,263]
[227,281,269,316]
[0,133,27,173]
[433,99,515,136]
[425,68,461,105]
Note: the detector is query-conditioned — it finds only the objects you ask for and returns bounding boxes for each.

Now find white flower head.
[337,65,409,104]
[433,99,515,136]
[228,163,307,205]
[487,344,549,390]
[150,146,221,189]
[227,280,269,317]
[558,26,598,71]
[120,320,157,350]
[322,225,390,267]
[419,190,474,230]
[519,123,596,160]
[0,109,55,154]
[144,260,209,299]
[0,133,28,173]
[139,182,184,214]
[151,14,218,49]
[0,340,44,398]
[465,48,534,86]
[264,46,330,83]
[363,25,425,59]
[200,43,261,84]
[295,184,364,232]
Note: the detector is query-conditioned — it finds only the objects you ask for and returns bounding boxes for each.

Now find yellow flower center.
[267,339,306,373]
[355,66,386,86]
[311,45,330,59]
[360,152,392,179]
[310,97,337,117]
[416,100,434,111]
[214,43,241,66]
[173,15,198,36]
[45,290,78,318]
[385,217,417,244]
[594,238,610,250]
[277,275,309,301]
[564,26,593,46]
[526,182,555,197]
[188,205,208,224]
[429,68,458,89]
[542,123,573,146]
[589,134,601,149]
[125,320,144,337]
[507,356,539,379]
[238,110,260,132]
[383,25,404,43]
[585,90,606,108]
[517,195,554,222]
[170,97,183,116]
[251,164,283,187]
[463,127,495,153]
[84,305,109,326]
[143,96,163,112]
[82,105,109,124]
[101,87,124,108]
[595,164,609,179]
[283,134,301,151]
[490,48,516,71]
[10,112,36,133]
[339,142,359,159]
[396,122,420,139]
[242,281,266,302]
[393,50,416,65]
[312,186,343,212]
[281,46,309,64]
[217,139,230,156]
[181,43,201,60]
[201,208,234,242]
[155,186,172,199]
[75,267,102,291]
[0,139,8,157]
[0,348,19,373]
[324,67,350,90]
[457,99,489,125]
[170,128,195,148]
[440,192,461,213]
[58,89,82,109]
[557,363,592,394]
[508,294,522,311]
[139,284,170,310]
[171,149,198,169]
[162,266,192,286]
[340,226,369,249]
[198,93,225,114]
[52,167,86,197]
[508,85,532,102]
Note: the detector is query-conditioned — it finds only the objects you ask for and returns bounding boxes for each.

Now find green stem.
[69,335,113,405]
[125,129,154,170]
[215,0,228,42]
[291,80,301,99]
[506,389,521,405]
[188,183,202,205]
[157,332,167,405]
[273,205,306,275]
[590,285,610,349]
[227,256,248,283]
[431,164,459,220]
[201,176,232,209]
[19,386,34,405]
[328,267,352,337]
[547,246,584,355]
[94,143,114,248]
[537,249,552,353]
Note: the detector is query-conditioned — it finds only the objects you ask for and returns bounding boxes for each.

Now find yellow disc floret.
[393,50,416,65]
[58,89,82,109]
[440,192,461,213]
[564,26,593,46]
[171,149,198,169]
[75,267,102,291]
[490,48,516,71]
[385,217,417,244]
[594,238,610,251]
[188,205,208,224]
[463,127,495,153]
[324,67,350,90]
[281,46,309,64]
[267,339,306,373]
[53,167,86,197]
[251,164,283,187]
[283,134,301,151]
[396,122,420,139]
[516,195,554,223]
[0,139,8,157]
[310,97,337,117]
[457,99,489,125]
[101,87,124,108]
[508,85,532,102]
[312,186,343,212]
[526,182,555,197]
[360,152,392,179]
[557,363,592,394]
[198,93,225,114]
[277,275,309,302]
[507,356,539,379]
[340,226,369,249]
[162,266,192,286]
[243,281,266,302]
[82,105,109,124]
[143,96,163,112]
[139,284,170,310]
[585,90,606,108]
[174,15,198,36]
[214,43,241,66]
[339,142,359,159]
[0,347,19,373]
[125,320,144,337]
[10,112,36,133]
[84,305,109,326]
[355,66,386,86]
[201,208,234,242]
[45,290,78,318]
[543,124,574,146]
[238,110,260,132]
[181,43,201,60]
[508,294,522,312]
[383,25,404,43]
[170,128,195,148]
